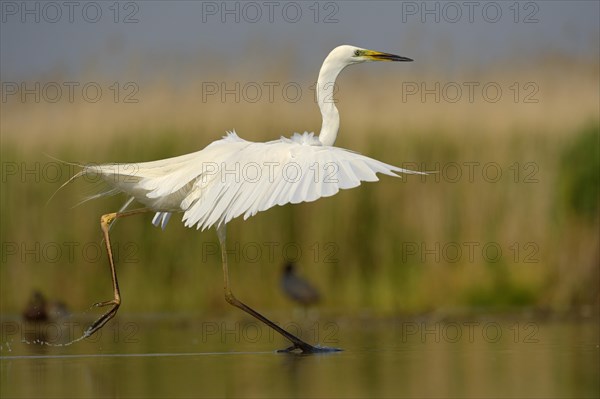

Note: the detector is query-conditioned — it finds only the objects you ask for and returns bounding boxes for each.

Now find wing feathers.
[84,132,423,231]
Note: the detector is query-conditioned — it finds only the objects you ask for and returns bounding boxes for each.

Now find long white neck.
[316,55,348,146]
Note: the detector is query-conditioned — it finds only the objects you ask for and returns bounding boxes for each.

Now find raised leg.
[84,208,149,338]
[216,224,341,353]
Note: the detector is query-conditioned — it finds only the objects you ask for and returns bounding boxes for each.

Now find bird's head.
[316,45,414,146]
[283,262,295,274]
[330,45,413,66]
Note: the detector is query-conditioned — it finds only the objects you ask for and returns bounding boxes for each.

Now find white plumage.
[72,44,420,353]
[84,130,421,231]
[82,45,421,232]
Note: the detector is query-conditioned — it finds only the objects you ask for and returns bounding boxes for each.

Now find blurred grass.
[1,56,598,319]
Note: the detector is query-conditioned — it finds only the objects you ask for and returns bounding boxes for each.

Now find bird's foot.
[277,342,343,354]
[92,299,119,308]
[84,302,120,338]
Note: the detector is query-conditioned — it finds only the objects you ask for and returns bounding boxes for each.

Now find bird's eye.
[354,50,361,57]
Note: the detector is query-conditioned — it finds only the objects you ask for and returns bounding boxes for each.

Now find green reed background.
[1,61,598,319]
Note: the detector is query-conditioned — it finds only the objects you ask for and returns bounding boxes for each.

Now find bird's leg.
[85,208,149,338]
[216,224,341,354]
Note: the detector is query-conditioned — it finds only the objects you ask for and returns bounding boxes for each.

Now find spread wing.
[84,131,422,231]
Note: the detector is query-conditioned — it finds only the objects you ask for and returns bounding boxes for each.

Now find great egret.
[76,45,420,353]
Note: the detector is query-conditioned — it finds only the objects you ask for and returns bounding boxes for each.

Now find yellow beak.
[363,50,413,62]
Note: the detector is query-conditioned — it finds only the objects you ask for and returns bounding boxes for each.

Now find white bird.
[77,45,420,353]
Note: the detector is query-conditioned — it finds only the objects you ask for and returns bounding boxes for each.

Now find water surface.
[1,316,598,398]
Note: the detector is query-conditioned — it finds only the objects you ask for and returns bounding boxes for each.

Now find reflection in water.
[1,318,598,398]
